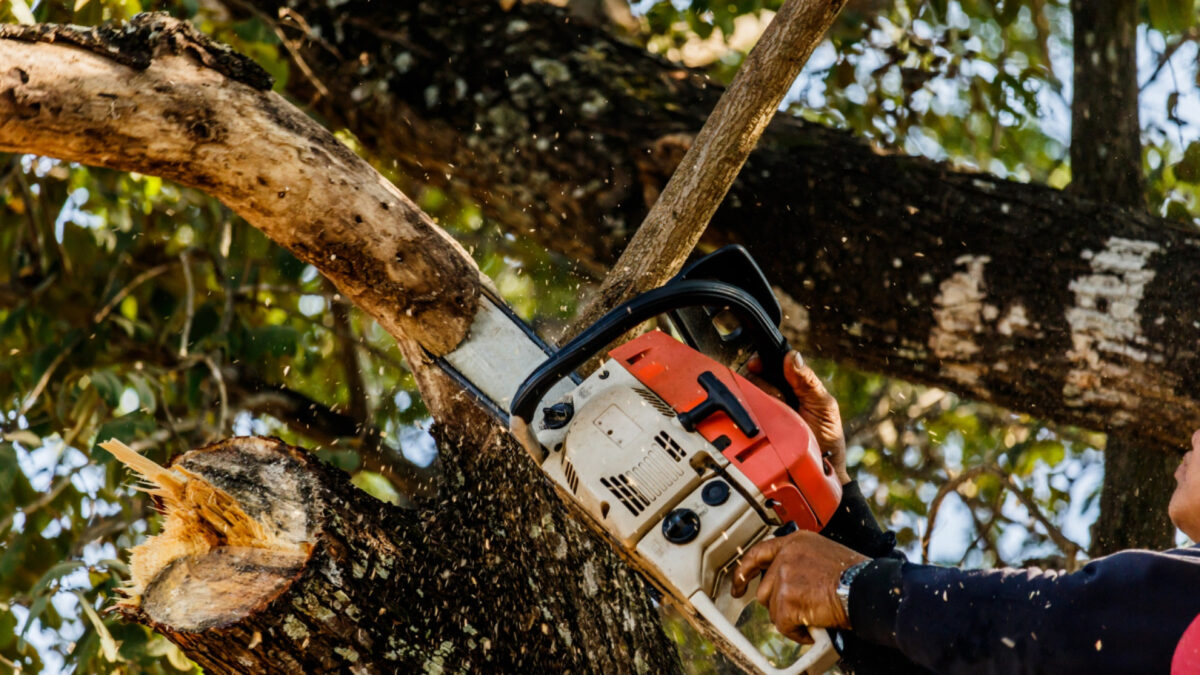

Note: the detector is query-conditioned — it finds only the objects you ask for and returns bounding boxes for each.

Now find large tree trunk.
[0,17,681,671]
[248,0,1200,451]
[116,435,679,673]
[1068,0,1176,552]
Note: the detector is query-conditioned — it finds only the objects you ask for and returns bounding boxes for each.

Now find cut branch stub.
[106,437,427,672]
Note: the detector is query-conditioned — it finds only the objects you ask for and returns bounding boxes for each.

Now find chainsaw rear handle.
[700,572,840,675]
[511,280,796,424]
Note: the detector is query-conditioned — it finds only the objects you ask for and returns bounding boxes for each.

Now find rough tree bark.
[0,17,682,672]
[1069,0,1177,551]
[248,0,1200,451]
[576,0,847,326]
[110,435,672,673]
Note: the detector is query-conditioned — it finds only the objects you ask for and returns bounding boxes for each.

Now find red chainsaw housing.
[610,330,842,531]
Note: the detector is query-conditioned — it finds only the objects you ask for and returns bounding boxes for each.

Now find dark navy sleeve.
[848,546,1200,674]
[820,482,931,673]
[820,480,898,559]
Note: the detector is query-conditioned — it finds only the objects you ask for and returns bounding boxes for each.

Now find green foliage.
[3,0,1199,672]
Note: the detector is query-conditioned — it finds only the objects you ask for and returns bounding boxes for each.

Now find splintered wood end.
[99,438,308,614]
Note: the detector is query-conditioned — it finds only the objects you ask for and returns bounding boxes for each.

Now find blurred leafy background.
[1,0,1198,672]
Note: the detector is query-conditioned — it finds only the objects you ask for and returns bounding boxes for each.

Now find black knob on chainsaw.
[701,480,730,506]
[662,508,701,544]
[542,402,574,430]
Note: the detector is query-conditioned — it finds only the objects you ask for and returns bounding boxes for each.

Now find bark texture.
[580,0,848,326]
[1069,0,1175,552]
[0,18,681,671]
[1069,0,1144,207]
[116,436,680,673]
[0,16,479,356]
[252,0,1200,450]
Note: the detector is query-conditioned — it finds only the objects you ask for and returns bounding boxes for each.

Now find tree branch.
[251,0,1200,449]
[573,0,848,332]
[0,14,481,357]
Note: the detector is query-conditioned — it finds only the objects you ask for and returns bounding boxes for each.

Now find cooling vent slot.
[563,459,580,494]
[654,431,687,462]
[633,387,676,418]
[600,446,685,517]
[601,476,648,515]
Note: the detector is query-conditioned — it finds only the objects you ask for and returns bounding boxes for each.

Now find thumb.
[782,352,832,408]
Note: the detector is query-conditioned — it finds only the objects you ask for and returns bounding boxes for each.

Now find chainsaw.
[435,246,843,674]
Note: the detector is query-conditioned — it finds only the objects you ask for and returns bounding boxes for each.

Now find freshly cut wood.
[98,439,303,608]
[0,17,684,672]
[106,436,428,672]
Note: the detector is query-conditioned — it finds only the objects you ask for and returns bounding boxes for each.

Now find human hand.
[730,530,868,641]
[747,351,849,483]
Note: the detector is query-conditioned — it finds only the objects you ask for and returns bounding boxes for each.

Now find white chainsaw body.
[516,362,839,675]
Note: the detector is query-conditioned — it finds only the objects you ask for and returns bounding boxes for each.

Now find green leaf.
[1148,0,1195,34]
[351,470,402,505]
[92,413,157,460]
[1175,142,1200,183]
[0,443,19,497]
[129,373,157,414]
[18,594,50,652]
[91,369,124,408]
[31,560,85,598]
[0,607,17,650]
[247,324,299,359]
[274,246,306,282]
[74,591,121,663]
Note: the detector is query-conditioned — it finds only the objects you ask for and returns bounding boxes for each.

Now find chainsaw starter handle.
[511,280,795,424]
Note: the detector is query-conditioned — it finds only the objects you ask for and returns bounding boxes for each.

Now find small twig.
[1141,28,1198,91]
[278,7,341,59]
[921,464,990,563]
[202,355,229,437]
[225,0,331,101]
[19,335,80,416]
[178,250,195,357]
[0,474,72,540]
[92,262,173,324]
[993,470,1084,569]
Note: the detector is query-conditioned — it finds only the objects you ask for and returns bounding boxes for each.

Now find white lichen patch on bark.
[1062,237,1160,422]
[997,304,1032,336]
[929,255,991,387]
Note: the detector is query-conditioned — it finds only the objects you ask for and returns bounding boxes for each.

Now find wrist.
[835,559,872,629]
[846,558,905,649]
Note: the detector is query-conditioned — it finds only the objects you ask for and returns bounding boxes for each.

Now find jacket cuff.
[821,481,897,558]
[847,557,903,650]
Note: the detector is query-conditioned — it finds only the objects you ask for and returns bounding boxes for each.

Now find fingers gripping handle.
[694,575,838,675]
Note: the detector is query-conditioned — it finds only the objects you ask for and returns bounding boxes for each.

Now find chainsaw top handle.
[511,280,795,424]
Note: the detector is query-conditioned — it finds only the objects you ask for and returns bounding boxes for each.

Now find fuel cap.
[662,508,701,544]
[701,480,730,506]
